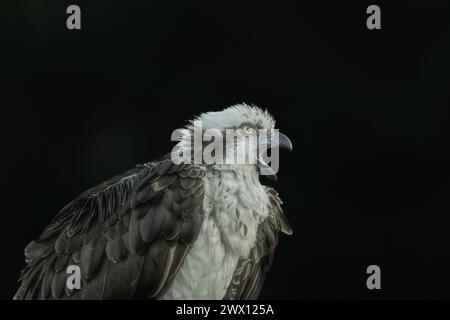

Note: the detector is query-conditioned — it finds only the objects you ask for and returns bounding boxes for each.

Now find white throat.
[204,164,269,256]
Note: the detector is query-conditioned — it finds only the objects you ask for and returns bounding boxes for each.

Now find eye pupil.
[244,126,253,134]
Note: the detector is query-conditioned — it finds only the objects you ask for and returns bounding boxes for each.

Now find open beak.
[257,132,293,181]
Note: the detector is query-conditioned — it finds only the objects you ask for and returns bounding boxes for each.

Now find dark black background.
[1,0,450,299]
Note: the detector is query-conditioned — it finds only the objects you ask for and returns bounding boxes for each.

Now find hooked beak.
[257,132,293,181]
[276,132,293,151]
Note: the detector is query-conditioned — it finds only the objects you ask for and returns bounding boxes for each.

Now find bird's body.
[15,104,293,300]
[160,165,269,299]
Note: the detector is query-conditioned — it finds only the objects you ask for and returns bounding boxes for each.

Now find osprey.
[15,103,293,300]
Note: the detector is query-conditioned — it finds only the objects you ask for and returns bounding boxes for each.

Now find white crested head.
[173,103,291,178]
[193,103,276,131]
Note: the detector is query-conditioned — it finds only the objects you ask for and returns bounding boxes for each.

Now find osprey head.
[175,103,292,179]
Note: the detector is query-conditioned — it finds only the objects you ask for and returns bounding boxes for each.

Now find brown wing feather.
[14,156,205,300]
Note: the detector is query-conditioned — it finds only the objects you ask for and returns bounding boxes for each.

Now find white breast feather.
[159,166,269,300]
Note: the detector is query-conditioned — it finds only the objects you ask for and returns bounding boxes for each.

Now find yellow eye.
[243,126,254,134]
